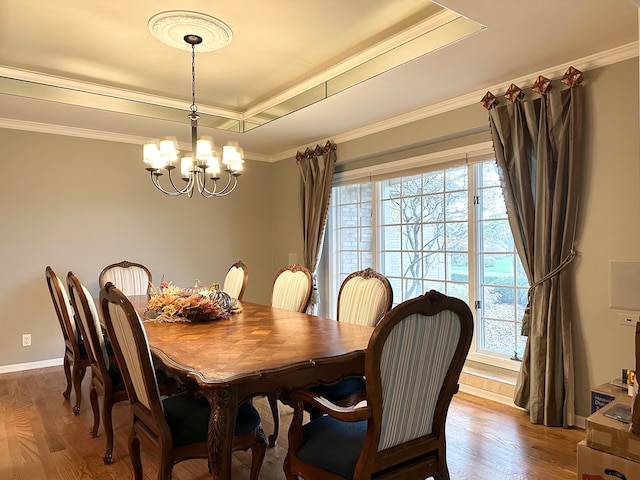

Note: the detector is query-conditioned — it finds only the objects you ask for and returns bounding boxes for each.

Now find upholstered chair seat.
[295,415,367,479]
[163,394,261,448]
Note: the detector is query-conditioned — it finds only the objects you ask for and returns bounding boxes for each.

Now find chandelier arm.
[200,171,238,197]
[166,168,194,195]
[150,172,185,197]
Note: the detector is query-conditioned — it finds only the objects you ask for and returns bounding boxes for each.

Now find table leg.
[206,387,238,480]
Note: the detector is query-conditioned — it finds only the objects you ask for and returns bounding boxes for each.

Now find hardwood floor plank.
[0,366,586,479]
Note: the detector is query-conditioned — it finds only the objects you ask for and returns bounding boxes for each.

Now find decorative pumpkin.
[181,280,206,296]
[214,290,234,310]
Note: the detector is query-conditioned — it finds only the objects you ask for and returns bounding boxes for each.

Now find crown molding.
[329,42,639,148]
[269,41,638,162]
[0,118,272,162]
[2,42,637,163]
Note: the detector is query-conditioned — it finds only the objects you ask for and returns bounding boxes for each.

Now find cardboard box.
[592,382,628,414]
[586,397,640,462]
[577,439,640,480]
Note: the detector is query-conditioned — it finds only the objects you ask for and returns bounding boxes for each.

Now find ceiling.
[0,0,638,162]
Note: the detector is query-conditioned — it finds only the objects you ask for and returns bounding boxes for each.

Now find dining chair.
[308,268,393,410]
[69,272,184,464]
[98,260,152,296]
[222,260,248,300]
[271,264,313,312]
[99,282,266,480]
[265,263,313,446]
[67,271,126,464]
[284,290,474,480]
[45,266,90,415]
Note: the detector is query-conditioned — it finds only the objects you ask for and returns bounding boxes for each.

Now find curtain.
[297,141,337,313]
[483,67,584,426]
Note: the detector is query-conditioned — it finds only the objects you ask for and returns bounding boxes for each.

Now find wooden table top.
[126,295,374,386]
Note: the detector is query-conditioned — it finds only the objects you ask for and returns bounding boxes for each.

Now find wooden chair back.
[68,271,126,464]
[46,266,80,356]
[100,282,164,429]
[98,260,152,296]
[271,264,312,313]
[68,272,109,375]
[45,265,89,413]
[223,260,248,300]
[337,268,393,326]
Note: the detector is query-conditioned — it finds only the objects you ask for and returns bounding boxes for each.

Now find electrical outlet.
[618,313,640,326]
[22,333,31,346]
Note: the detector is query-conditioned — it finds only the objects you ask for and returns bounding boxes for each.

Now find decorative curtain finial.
[481,91,498,110]
[296,141,336,162]
[532,75,552,95]
[561,66,583,87]
[504,84,522,103]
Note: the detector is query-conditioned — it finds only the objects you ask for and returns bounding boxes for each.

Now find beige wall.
[2,58,639,420]
[0,131,274,367]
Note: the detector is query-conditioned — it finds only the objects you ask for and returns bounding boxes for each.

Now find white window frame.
[322,141,524,372]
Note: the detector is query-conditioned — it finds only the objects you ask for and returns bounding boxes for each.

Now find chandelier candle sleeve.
[142,32,243,198]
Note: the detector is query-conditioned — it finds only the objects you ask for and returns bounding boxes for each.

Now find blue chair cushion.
[309,377,365,402]
[297,415,367,480]
[162,393,261,448]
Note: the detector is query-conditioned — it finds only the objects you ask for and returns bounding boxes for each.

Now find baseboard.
[0,357,63,374]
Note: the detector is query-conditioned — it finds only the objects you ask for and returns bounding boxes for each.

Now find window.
[325,147,528,370]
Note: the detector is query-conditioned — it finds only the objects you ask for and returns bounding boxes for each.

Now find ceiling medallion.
[148,11,233,52]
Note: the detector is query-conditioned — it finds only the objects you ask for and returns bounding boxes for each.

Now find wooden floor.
[0,366,585,479]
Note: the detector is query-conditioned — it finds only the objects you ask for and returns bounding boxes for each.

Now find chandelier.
[143,14,243,198]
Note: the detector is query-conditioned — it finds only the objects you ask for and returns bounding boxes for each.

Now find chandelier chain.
[190,43,197,114]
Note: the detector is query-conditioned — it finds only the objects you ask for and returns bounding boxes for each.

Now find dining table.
[120,295,374,480]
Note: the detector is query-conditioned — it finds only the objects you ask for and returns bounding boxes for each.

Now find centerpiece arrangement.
[144,281,234,323]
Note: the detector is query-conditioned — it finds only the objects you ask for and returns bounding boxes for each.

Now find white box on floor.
[578,439,640,479]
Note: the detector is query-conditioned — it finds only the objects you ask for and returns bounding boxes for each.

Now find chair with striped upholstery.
[98,260,152,296]
[271,264,313,313]
[284,290,473,480]
[222,260,248,300]
[100,282,266,480]
[45,266,90,415]
[308,268,392,409]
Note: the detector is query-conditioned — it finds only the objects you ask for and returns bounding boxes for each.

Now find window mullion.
[468,163,479,355]
[372,180,380,272]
